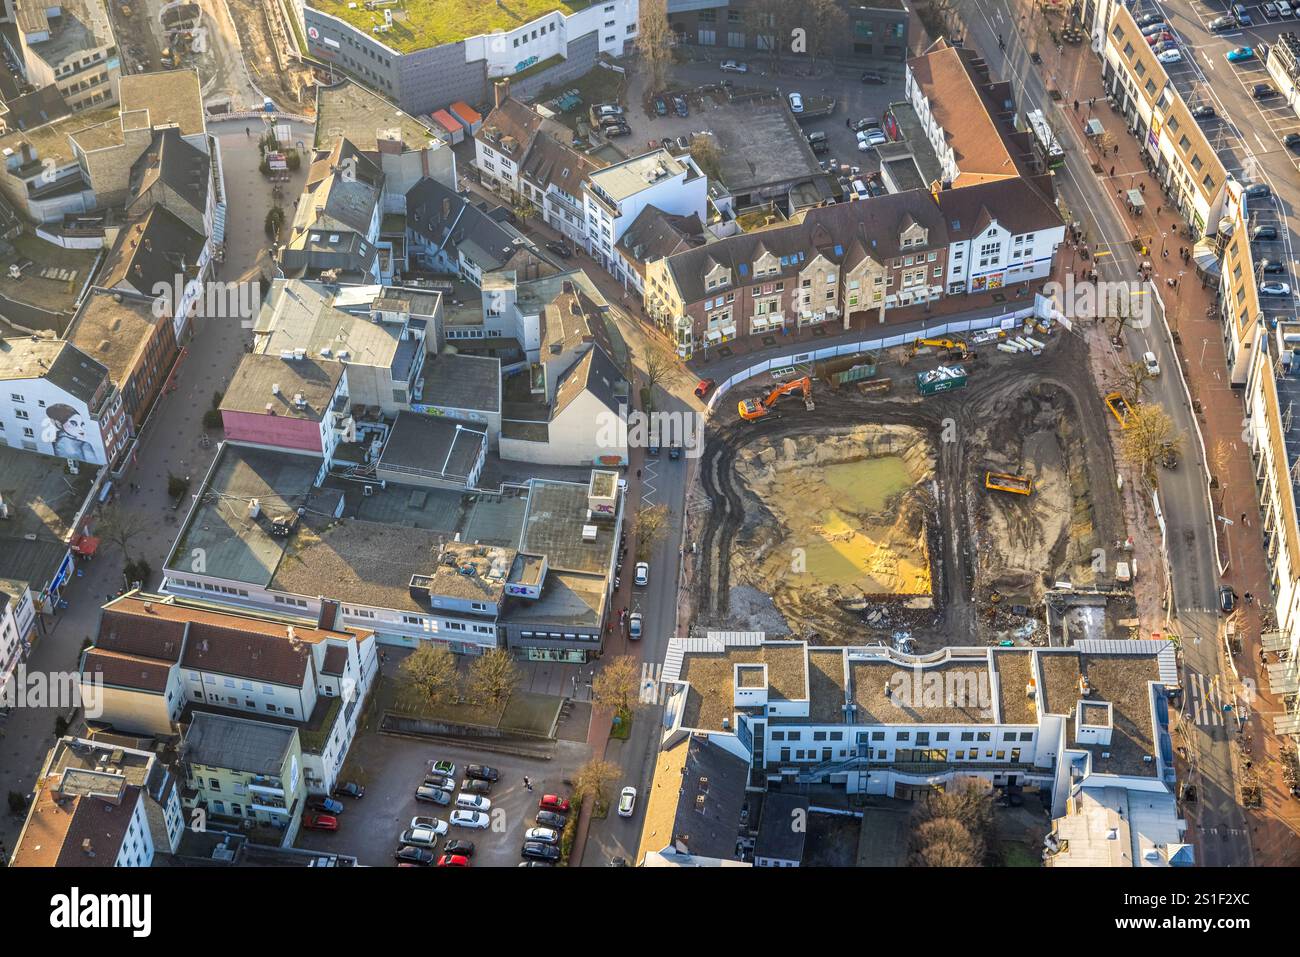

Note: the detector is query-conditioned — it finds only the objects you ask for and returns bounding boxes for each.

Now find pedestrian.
[1073,99,1079,112]
[1114,144,1120,156]
[636,468,642,478]
[1241,512,1247,524]
[245,126,250,137]
[523,775,532,790]
[1156,205,1162,215]
[1139,182,1145,194]
[1110,165,1115,177]
[1162,248,1169,260]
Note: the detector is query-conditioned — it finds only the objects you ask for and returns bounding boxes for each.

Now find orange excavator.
[738,375,814,420]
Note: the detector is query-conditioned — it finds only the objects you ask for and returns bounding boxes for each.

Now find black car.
[521,841,562,861]
[395,846,436,866]
[1252,225,1279,241]
[332,781,365,799]
[461,777,492,795]
[1287,133,1300,149]
[860,70,885,84]
[536,809,567,829]
[672,94,689,117]
[424,774,456,790]
[1136,12,1163,26]
[465,764,500,782]
[1260,259,1286,274]
[444,839,476,857]
[1190,105,1215,120]
[546,241,572,258]
[1245,183,1272,199]
[1254,83,1277,99]
[604,124,631,138]
[1218,585,1237,614]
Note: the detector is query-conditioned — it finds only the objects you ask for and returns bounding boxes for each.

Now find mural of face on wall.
[43,403,103,465]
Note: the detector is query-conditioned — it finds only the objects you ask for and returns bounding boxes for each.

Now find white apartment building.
[662,634,1184,841]
[12,0,120,113]
[0,577,36,700]
[583,150,709,275]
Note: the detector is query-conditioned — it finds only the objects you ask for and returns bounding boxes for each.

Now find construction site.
[691,328,1132,652]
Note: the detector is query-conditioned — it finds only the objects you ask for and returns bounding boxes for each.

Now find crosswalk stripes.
[639,661,663,705]
[1187,669,1225,726]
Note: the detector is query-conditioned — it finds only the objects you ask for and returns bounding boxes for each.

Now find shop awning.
[1126,188,1145,208]
[706,329,722,342]
[1085,118,1104,137]
[72,535,100,557]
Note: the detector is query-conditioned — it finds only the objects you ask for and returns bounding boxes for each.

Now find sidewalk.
[1033,3,1300,863]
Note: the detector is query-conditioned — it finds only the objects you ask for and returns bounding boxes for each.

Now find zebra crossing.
[640,661,664,705]
[1187,669,1228,726]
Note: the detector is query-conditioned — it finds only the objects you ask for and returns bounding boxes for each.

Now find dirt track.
[691,330,1126,650]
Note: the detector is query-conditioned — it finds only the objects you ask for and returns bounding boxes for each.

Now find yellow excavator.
[739,375,814,420]
[906,337,971,363]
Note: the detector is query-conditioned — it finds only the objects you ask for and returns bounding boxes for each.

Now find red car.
[694,378,716,399]
[302,812,338,831]
[437,853,470,867]
[539,794,571,813]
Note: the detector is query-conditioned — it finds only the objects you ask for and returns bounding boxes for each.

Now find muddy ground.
[691,330,1126,651]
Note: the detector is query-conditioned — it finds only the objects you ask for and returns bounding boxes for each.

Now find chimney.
[494,79,510,110]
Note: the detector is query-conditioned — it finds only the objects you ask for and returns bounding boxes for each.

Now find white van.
[851,179,868,200]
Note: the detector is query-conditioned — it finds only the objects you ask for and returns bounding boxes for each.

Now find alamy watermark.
[885,665,994,716]
[151,274,262,328]
[1,666,103,718]
[1041,275,1154,328]
[595,405,705,458]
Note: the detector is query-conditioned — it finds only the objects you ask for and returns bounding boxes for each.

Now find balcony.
[248,775,285,795]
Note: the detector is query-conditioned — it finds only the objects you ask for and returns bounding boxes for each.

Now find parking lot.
[295,729,590,867]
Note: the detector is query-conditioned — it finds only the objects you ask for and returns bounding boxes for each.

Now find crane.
[738,376,814,421]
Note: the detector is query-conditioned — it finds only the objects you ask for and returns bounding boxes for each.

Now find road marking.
[639,662,663,704]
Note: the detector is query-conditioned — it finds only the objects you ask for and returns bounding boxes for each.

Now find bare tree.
[636,0,675,93]
[1117,360,1154,406]
[1120,404,1182,486]
[95,504,150,564]
[592,655,641,714]
[911,816,982,867]
[400,642,460,707]
[639,338,683,393]
[467,648,521,708]
[635,503,671,562]
[745,0,798,65]
[571,758,621,807]
[1210,437,1232,493]
[803,0,848,66]
[688,133,723,182]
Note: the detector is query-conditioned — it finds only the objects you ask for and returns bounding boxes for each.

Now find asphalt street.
[959,0,1251,865]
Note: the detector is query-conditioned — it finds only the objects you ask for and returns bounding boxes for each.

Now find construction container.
[916,365,968,396]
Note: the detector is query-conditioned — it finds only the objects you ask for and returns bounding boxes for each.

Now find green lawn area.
[609,708,631,739]
[998,841,1041,867]
[307,0,590,53]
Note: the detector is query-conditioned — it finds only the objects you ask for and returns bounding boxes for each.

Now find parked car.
[1136,12,1164,26]
[676,134,690,151]
[634,561,649,586]
[1245,183,1272,199]
[1226,46,1255,63]
[654,96,667,116]
[1261,281,1292,296]
[431,760,456,777]
[450,809,491,829]
[1252,224,1279,241]
[518,860,554,867]
[596,103,624,116]
[466,764,500,782]
[694,378,716,398]
[1253,83,1277,99]
[1156,48,1183,64]
[308,796,343,815]
[395,846,436,866]
[858,127,887,146]
[851,117,879,132]
[672,94,689,117]
[1286,133,1300,149]
[629,611,643,639]
[332,781,365,799]
[860,70,885,84]
[539,794,571,813]
[455,793,492,812]
[400,825,441,848]
[521,841,562,861]
[1218,585,1237,613]
[437,854,470,867]
[720,59,748,73]
[660,136,675,151]
[617,786,637,818]
[1259,259,1286,274]
[1190,105,1216,120]
[1145,31,1173,45]
[1265,2,1280,18]
[787,91,804,114]
[537,810,567,829]
[444,839,475,857]
[461,777,492,795]
[423,774,455,790]
[1139,21,1167,35]
[604,123,631,138]
[1282,2,1296,18]
[1142,351,1160,377]
[546,240,572,258]
[410,816,449,836]
[524,826,560,845]
[415,785,452,805]
[302,812,338,831]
